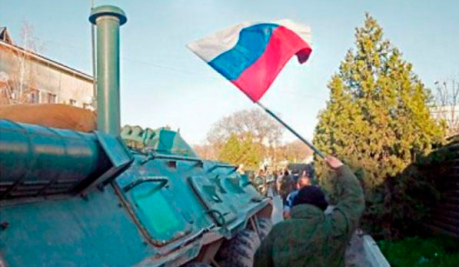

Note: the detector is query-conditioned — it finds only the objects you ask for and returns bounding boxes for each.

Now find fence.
[426,137,459,238]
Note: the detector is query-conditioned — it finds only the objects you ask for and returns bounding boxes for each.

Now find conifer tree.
[313,14,445,237]
[218,133,261,169]
[239,133,262,169]
[219,133,241,164]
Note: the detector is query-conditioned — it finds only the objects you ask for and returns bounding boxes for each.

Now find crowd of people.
[249,164,315,205]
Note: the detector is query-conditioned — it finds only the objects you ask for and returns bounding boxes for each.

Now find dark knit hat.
[292,186,328,211]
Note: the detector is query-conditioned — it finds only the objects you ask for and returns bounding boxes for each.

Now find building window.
[69,99,77,106]
[29,90,40,103]
[47,93,57,103]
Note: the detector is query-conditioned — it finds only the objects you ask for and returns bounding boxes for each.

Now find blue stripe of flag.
[209,23,279,81]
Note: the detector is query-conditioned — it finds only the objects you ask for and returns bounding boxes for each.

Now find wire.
[121,57,213,78]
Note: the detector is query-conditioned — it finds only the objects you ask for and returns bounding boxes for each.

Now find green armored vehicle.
[0,6,272,267]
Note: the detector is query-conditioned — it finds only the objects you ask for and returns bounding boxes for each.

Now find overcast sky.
[1,0,458,144]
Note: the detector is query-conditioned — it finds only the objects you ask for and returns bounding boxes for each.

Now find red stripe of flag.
[232,26,312,102]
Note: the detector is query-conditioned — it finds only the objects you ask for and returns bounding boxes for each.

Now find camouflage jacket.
[254,165,364,267]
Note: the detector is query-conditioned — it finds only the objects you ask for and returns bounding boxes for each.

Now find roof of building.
[0,26,92,82]
[0,27,13,44]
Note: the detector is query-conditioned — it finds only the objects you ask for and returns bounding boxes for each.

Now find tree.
[193,144,219,160]
[203,108,315,169]
[238,133,263,169]
[218,132,261,169]
[432,79,459,136]
[207,108,283,147]
[206,108,284,166]
[0,21,43,104]
[278,140,314,163]
[313,14,445,238]
[218,133,241,164]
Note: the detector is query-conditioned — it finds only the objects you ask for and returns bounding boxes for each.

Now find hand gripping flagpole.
[255,101,326,159]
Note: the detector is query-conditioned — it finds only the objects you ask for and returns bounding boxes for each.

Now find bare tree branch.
[2,21,43,105]
[433,79,459,136]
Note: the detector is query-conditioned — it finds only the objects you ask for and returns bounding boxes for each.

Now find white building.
[430,105,459,135]
[0,27,93,108]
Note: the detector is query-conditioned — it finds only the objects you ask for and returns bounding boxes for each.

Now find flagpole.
[255,102,325,159]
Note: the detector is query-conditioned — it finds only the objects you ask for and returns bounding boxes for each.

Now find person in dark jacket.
[254,156,364,267]
[277,169,295,204]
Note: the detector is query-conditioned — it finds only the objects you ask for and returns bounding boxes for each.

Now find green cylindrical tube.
[0,120,111,199]
[89,6,127,135]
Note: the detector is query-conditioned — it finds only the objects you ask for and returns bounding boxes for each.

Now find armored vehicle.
[0,6,272,266]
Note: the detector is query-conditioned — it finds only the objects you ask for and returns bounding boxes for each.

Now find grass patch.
[378,235,459,267]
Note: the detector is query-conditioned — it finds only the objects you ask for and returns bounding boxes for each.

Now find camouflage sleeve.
[330,165,365,237]
[254,231,275,267]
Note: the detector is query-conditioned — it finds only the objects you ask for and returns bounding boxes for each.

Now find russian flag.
[188,19,312,102]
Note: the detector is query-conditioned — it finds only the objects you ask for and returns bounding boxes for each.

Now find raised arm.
[325,157,365,236]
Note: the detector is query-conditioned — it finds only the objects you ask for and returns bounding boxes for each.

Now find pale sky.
[1,0,458,145]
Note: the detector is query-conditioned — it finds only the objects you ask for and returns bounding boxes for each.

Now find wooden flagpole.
[256,102,325,159]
